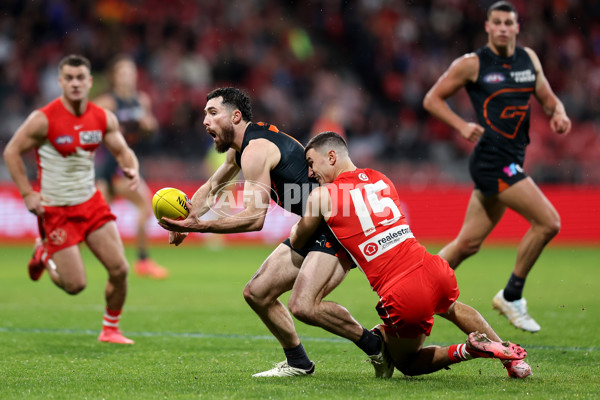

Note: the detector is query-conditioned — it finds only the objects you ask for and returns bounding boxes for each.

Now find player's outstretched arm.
[423,53,484,143]
[525,47,571,135]
[161,140,277,234]
[3,111,48,216]
[290,186,330,249]
[102,109,140,190]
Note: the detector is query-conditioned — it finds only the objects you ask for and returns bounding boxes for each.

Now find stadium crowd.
[0,0,598,184]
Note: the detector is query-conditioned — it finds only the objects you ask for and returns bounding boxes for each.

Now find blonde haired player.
[3,54,138,344]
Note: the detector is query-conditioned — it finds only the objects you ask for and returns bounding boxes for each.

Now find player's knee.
[288,297,314,324]
[243,281,267,308]
[542,216,561,240]
[108,262,129,282]
[458,239,482,258]
[63,281,86,295]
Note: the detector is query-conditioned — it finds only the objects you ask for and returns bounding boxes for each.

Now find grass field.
[0,242,599,399]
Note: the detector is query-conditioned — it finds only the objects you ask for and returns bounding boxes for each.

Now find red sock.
[448,343,474,363]
[102,308,122,330]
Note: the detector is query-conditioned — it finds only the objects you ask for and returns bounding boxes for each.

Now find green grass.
[0,242,599,399]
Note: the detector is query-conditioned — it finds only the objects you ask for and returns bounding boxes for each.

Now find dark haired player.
[159,87,392,377]
[423,1,571,332]
[290,131,531,379]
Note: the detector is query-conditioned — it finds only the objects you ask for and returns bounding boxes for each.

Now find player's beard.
[215,124,235,153]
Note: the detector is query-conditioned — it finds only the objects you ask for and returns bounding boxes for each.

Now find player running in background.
[3,54,138,344]
[422,1,571,332]
[159,87,391,377]
[94,55,168,279]
[290,131,531,378]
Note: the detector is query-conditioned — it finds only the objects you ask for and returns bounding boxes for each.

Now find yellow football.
[152,187,190,221]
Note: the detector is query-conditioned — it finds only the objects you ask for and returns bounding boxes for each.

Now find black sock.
[284,343,312,370]
[354,327,382,356]
[138,250,148,260]
[504,273,526,301]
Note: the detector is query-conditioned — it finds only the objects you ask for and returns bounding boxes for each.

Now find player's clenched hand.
[168,231,188,246]
[23,191,45,216]
[550,112,571,135]
[121,167,140,191]
[459,122,485,143]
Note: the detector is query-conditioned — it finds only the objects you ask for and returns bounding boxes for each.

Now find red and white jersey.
[37,98,107,206]
[326,168,426,294]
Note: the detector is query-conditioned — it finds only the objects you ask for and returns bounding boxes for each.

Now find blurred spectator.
[0,0,598,184]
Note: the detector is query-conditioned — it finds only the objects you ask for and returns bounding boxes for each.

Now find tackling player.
[290,132,531,378]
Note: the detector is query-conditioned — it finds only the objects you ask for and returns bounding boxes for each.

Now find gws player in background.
[290,132,531,378]
[3,54,139,344]
[423,1,571,332]
[94,54,168,279]
[159,87,392,378]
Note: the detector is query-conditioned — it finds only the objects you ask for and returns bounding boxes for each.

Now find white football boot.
[252,361,315,377]
[492,290,541,332]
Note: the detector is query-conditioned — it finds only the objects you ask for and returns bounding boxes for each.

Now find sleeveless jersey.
[38,98,107,206]
[466,46,536,164]
[112,93,145,146]
[325,168,426,294]
[235,122,316,216]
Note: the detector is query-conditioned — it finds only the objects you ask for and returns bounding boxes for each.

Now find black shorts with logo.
[469,147,528,197]
[282,222,351,262]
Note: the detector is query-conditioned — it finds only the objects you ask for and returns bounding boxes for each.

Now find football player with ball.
[158,87,390,377]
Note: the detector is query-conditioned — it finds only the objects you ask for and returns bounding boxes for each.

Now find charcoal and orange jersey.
[325,168,426,294]
[466,46,536,165]
[235,122,316,216]
[37,98,107,206]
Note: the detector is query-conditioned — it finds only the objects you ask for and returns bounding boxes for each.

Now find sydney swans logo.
[207,180,279,219]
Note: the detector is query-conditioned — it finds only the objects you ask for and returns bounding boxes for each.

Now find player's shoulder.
[452,52,479,69]
[240,138,279,168]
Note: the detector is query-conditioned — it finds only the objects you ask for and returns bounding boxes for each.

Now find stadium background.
[0,0,598,243]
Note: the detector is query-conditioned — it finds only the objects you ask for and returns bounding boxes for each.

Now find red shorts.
[40,190,116,257]
[375,252,459,338]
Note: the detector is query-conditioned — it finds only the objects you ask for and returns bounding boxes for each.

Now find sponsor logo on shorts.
[49,228,67,246]
[484,73,505,83]
[79,130,102,144]
[503,163,523,177]
[358,224,414,261]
